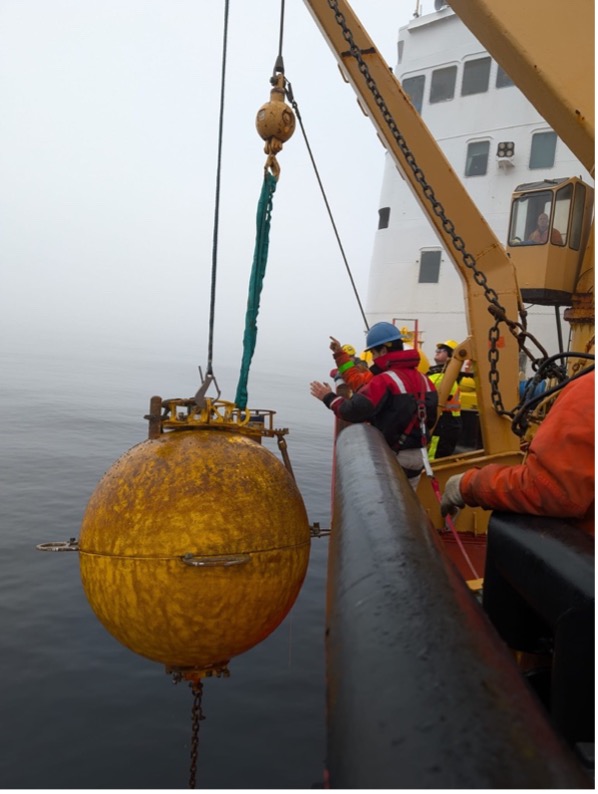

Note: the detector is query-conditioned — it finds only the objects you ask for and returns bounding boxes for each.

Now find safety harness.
[383,370,433,452]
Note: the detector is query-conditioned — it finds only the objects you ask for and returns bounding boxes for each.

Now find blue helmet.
[364,322,405,351]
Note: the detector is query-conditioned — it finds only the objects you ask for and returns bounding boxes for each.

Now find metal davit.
[326,423,590,788]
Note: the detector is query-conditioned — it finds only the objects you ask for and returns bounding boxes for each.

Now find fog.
[1,1,415,387]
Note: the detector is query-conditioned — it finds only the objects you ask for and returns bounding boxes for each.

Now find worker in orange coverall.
[440,368,595,536]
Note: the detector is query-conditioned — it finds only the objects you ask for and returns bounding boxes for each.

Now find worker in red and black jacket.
[311,322,438,489]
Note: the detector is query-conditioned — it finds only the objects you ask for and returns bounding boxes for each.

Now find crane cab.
[506,177,593,306]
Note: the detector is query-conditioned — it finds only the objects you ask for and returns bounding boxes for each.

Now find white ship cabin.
[365,2,593,367]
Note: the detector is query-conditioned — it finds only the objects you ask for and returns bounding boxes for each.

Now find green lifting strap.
[235,171,277,409]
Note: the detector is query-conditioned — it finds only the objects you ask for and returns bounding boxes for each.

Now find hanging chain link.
[325,0,551,418]
[188,681,205,789]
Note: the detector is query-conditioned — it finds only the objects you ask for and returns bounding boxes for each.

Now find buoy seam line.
[78,541,311,560]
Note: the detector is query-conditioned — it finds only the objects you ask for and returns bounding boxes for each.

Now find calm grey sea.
[1,345,335,789]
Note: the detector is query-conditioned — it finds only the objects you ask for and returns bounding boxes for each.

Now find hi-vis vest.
[428,372,461,416]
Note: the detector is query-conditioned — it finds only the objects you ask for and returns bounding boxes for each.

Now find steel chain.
[188,681,205,789]
[325,0,545,417]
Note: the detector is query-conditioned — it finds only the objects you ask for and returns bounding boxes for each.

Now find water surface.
[1,346,334,788]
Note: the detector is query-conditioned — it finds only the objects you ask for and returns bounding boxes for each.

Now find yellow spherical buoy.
[79,429,310,677]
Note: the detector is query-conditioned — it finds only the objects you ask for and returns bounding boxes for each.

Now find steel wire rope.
[276,0,285,68]
[206,0,230,376]
[286,81,369,331]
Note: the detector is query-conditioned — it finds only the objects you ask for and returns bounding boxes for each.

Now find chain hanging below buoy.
[188,680,205,789]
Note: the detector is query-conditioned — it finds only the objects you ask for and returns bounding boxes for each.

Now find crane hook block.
[255,73,295,158]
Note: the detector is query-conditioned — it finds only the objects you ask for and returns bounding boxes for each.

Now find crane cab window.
[418,250,441,283]
[461,57,491,96]
[465,140,490,176]
[402,75,425,114]
[529,131,557,169]
[569,183,587,251]
[430,66,457,103]
[508,190,566,246]
[552,183,573,247]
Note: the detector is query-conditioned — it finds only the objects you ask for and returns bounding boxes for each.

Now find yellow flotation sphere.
[79,429,310,675]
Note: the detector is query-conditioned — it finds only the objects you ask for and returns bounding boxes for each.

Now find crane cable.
[205,0,230,380]
[285,80,369,332]
[277,0,367,330]
[274,0,285,73]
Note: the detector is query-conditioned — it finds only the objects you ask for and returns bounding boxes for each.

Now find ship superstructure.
[366,3,592,361]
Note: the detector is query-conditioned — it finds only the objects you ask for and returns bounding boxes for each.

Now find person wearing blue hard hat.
[310,321,438,489]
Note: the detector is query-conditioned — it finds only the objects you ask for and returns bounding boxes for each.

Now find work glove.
[440,473,465,517]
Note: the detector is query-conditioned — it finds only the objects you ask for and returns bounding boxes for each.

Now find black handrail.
[326,423,590,788]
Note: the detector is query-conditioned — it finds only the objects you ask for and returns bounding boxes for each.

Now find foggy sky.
[0,0,413,382]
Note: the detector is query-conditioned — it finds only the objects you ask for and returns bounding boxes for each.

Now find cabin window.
[418,250,441,283]
[569,183,587,251]
[398,40,404,65]
[496,65,514,88]
[429,66,457,103]
[402,75,425,114]
[551,183,573,247]
[465,140,490,176]
[508,190,559,245]
[378,207,391,229]
[529,131,557,169]
[461,57,491,96]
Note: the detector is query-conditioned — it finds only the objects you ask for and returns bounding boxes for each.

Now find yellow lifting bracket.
[144,393,296,479]
[146,394,289,440]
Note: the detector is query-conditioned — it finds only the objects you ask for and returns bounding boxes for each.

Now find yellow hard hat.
[360,349,373,365]
[436,339,458,351]
[341,344,356,356]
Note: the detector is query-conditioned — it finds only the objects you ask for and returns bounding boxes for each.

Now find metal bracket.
[193,367,221,409]
[35,538,79,552]
[181,553,250,567]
